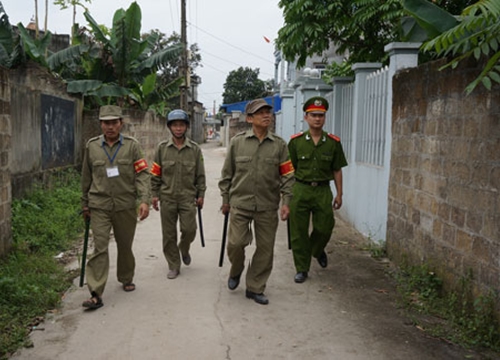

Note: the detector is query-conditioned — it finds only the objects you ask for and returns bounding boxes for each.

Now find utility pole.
[180,0,189,112]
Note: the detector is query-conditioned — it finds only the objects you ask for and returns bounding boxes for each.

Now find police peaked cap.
[303,96,329,113]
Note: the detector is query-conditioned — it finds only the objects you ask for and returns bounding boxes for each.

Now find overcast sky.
[4,0,284,114]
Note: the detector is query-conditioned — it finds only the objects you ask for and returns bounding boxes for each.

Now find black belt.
[295,178,329,187]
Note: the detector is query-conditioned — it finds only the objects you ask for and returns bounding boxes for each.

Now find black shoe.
[228,273,241,290]
[294,271,308,283]
[182,253,191,266]
[245,290,269,305]
[317,251,328,268]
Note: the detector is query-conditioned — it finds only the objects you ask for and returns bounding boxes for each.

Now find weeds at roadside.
[363,239,387,260]
[360,227,387,260]
[364,242,500,354]
[393,261,500,353]
[0,169,83,360]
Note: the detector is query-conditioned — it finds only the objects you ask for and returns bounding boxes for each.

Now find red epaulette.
[290,132,304,139]
[328,133,340,142]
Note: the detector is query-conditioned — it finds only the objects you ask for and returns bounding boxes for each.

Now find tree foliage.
[0,1,196,114]
[142,30,201,111]
[0,3,26,68]
[276,0,477,71]
[47,1,184,112]
[222,67,268,104]
[404,0,500,94]
[276,0,404,68]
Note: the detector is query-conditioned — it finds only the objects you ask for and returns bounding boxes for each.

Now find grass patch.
[393,262,500,353]
[0,169,83,359]
[363,239,387,259]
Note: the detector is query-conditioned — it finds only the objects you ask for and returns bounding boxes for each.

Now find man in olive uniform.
[81,105,150,310]
[288,96,348,283]
[151,109,206,280]
[219,98,294,305]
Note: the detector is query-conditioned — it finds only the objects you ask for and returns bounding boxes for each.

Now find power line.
[200,50,274,78]
[187,21,273,65]
[201,49,249,68]
[201,62,230,74]
[168,0,179,33]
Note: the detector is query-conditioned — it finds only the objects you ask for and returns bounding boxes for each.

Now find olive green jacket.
[219,130,294,211]
[150,137,206,202]
[81,134,151,211]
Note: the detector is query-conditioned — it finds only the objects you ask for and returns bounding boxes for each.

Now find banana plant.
[402,0,500,94]
[0,3,23,68]
[402,0,459,40]
[49,1,183,108]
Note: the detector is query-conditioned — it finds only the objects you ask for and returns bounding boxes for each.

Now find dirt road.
[11,141,481,359]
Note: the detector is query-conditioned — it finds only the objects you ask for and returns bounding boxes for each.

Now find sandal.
[82,295,103,310]
[123,283,136,292]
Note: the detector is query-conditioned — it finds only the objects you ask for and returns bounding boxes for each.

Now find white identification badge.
[106,166,120,178]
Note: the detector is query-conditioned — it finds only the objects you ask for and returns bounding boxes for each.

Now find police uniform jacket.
[150,137,206,202]
[81,134,150,211]
[219,129,294,211]
[288,130,347,181]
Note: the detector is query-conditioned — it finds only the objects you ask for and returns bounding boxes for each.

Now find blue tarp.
[220,94,281,114]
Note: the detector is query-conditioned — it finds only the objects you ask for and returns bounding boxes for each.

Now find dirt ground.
[10,142,497,360]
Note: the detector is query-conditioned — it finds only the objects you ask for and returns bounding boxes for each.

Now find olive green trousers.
[227,207,278,294]
[86,207,137,296]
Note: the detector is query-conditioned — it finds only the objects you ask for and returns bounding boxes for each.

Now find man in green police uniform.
[219,98,294,305]
[150,109,206,280]
[288,96,348,283]
[81,105,150,310]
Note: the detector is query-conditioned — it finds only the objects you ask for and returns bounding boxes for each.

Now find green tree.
[403,0,500,94]
[222,67,266,104]
[276,0,477,70]
[143,30,202,110]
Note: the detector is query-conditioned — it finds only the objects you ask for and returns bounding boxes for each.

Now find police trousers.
[289,182,335,272]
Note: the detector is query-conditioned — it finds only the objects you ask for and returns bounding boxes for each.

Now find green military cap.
[303,96,329,113]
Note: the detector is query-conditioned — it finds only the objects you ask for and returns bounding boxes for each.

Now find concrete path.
[11,141,480,360]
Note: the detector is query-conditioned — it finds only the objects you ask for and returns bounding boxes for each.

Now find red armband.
[279,160,294,176]
[150,162,162,177]
[134,158,148,173]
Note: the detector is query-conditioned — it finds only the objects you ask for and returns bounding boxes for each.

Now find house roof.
[220,95,281,114]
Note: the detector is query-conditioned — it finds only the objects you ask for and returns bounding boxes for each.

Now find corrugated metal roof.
[220,95,281,114]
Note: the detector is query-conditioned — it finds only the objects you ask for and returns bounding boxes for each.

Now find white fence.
[358,66,389,166]
[276,43,421,241]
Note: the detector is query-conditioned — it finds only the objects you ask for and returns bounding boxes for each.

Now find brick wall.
[0,68,11,256]
[388,58,500,302]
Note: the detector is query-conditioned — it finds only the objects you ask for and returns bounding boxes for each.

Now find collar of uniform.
[304,130,326,143]
[166,137,191,148]
[100,134,123,147]
[245,129,275,141]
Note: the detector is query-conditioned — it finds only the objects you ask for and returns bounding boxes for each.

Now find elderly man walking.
[219,98,294,305]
